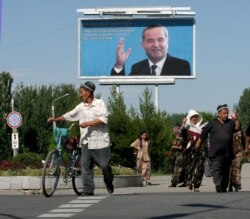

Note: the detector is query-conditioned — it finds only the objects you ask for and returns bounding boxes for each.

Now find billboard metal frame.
[77,7,196,85]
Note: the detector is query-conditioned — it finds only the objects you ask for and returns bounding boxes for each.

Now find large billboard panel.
[78,8,195,84]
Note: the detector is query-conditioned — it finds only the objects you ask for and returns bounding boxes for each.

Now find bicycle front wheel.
[72,153,83,195]
[42,150,61,197]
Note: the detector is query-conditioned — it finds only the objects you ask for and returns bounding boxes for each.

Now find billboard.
[78,7,195,84]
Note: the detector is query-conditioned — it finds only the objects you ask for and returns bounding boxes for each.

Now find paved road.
[97,162,250,195]
[1,190,250,219]
[0,163,250,219]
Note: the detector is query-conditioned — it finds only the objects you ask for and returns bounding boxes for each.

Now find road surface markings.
[37,196,107,218]
[38,213,75,218]
[59,204,92,208]
[50,209,84,213]
[69,199,100,203]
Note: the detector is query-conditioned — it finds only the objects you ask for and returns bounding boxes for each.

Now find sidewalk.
[1,163,250,195]
[100,162,250,195]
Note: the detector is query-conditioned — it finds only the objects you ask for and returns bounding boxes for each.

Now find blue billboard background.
[79,18,194,77]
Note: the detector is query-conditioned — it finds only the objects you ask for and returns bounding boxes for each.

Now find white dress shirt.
[148,57,167,76]
[63,98,110,149]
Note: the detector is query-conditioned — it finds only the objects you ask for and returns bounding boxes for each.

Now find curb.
[0,175,143,191]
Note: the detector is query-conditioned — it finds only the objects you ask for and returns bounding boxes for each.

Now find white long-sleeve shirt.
[63,98,110,149]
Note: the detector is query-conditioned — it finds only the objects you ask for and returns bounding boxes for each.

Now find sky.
[0,0,250,114]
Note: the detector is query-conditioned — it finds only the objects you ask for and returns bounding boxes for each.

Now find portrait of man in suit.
[111,24,191,76]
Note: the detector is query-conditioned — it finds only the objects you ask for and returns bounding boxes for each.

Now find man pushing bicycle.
[48,81,114,195]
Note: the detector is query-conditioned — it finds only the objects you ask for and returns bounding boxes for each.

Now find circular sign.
[7,111,23,128]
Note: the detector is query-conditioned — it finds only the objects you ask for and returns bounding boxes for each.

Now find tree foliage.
[0,72,13,160]
[107,86,173,171]
[138,87,173,171]
[3,71,249,173]
[107,86,135,168]
[236,87,250,130]
[4,82,80,158]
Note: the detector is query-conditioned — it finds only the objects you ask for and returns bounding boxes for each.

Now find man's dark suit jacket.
[111,54,191,76]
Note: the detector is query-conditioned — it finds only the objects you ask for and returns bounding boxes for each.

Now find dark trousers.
[81,145,114,193]
[210,156,231,191]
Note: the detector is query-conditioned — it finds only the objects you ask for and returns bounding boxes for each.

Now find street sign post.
[6,111,22,157]
[7,111,22,129]
[11,133,19,149]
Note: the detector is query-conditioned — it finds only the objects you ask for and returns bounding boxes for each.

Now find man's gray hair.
[142,24,168,41]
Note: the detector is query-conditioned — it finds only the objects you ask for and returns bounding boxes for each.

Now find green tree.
[107,86,135,168]
[236,87,250,130]
[0,72,13,160]
[167,113,186,128]
[200,111,215,123]
[14,84,80,156]
[138,87,172,171]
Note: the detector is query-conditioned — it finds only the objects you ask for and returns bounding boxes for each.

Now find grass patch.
[0,166,136,176]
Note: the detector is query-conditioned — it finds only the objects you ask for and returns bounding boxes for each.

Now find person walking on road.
[228,110,244,192]
[168,125,187,188]
[245,124,250,151]
[181,109,207,192]
[131,131,152,185]
[48,81,114,196]
[195,104,240,193]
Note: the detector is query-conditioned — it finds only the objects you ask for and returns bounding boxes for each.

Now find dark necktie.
[151,65,157,75]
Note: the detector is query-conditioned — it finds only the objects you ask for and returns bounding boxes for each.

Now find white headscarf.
[185,109,204,149]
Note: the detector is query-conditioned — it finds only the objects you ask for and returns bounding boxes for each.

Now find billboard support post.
[155,85,159,112]
[116,85,120,95]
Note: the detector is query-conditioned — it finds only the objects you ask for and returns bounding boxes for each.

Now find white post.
[154,85,159,112]
[10,85,31,157]
[11,97,18,157]
[116,85,120,94]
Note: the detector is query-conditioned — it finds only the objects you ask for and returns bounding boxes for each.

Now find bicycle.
[42,94,83,197]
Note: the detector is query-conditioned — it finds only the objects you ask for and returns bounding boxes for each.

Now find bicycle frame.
[42,94,83,197]
[51,123,80,180]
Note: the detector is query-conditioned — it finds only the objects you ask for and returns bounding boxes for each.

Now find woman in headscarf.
[130,131,152,185]
[181,109,207,192]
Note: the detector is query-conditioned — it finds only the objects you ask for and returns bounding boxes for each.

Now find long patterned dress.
[170,136,187,186]
[185,139,207,190]
[229,130,244,191]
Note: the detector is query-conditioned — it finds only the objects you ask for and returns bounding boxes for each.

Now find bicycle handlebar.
[53,123,76,144]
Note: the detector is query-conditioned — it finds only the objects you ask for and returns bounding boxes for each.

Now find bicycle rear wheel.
[42,150,61,197]
[72,153,83,195]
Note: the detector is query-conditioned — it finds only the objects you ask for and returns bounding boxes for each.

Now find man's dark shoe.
[81,191,94,196]
[216,185,222,193]
[168,184,176,187]
[106,183,114,194]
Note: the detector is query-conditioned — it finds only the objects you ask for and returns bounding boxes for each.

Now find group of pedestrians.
[169,104,249,193]
[48,80,250,195]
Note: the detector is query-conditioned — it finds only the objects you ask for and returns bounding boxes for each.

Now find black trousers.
[210,156,232,191]
[81,145,114,193]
